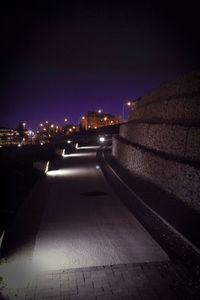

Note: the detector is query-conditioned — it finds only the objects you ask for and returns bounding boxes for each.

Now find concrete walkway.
[1,146,199,299]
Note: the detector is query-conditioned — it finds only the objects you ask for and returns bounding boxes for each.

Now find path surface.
[0,147,167,280]
[1,146,200,299]
[33,147,168,271]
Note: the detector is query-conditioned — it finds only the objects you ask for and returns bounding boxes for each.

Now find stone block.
[113,137,200,212]
[166,97,200,123]
[129,97,200,124]
[186,127,200,162]
[132,70,200,109]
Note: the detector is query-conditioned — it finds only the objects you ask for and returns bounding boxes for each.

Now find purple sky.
[1,1,200,130]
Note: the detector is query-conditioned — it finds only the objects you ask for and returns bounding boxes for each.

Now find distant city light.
[98,109,102,113]
[45,121,48,123]
[69,128,72,132]
[104,117,107,121]
[127,101,131,106]
[56,126,59,129]
[67,140,72,144]
[94,126,97,129]
[0,145,3,148]
[50,124,54,128]
[43,128,46,131]
[40,142,44,145]
[64,118,68,122]
[96,165,100,169]
[17,143,21,147]
[99,137,105,142]
[73,126,75,129]
[40,123,43,127]
[110,120,113,124]
[82,116,85,120]
[22,122,26,127]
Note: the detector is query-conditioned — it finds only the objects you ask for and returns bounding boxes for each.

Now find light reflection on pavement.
[0,147,168,288]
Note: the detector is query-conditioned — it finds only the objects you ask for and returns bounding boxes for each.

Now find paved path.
[2,146,199,299]
[2,261,200,300]
[33,147,168,271]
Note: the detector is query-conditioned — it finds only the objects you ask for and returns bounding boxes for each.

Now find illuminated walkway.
[2,146,200,300]
[32,146,168,271]
[0,146,168,288]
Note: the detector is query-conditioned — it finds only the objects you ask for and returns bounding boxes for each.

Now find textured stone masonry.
[128,70,200,120]
[120,122,200,162]
[128,97,200,124]
[113,137,200,212]
[113,70,200,212]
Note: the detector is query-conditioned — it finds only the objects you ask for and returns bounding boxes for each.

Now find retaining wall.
[112,70,200,212]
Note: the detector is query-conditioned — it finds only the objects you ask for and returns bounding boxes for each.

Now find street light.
[122,101,132,122]
[98,109,102,113]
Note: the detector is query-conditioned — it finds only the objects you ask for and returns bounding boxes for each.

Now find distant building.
[131,99,137,111]
[80,111,120,130]
[0,127,20,145]
[62,124,79,135]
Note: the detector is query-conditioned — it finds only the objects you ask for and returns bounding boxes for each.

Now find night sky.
[1,1,200,130]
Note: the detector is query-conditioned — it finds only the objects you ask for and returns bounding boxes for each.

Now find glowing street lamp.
[40,123,44,127]
[122,100,132,121]
[28,130,34,144]
[50,124,54,128]
[98,109,102,113]
[99,136,105,142]
[64,118,68,122]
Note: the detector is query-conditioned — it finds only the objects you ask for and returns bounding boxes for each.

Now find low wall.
[33,161,49,173]
[113,70,200,212]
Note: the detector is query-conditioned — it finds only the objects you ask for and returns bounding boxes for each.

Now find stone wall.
[112,70,200,212]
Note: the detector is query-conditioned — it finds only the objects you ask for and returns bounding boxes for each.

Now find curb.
[97,146,200,275]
